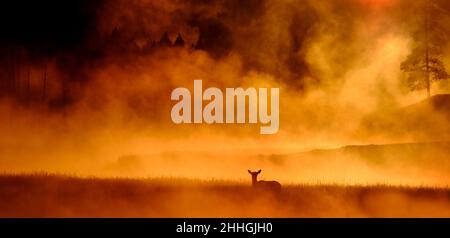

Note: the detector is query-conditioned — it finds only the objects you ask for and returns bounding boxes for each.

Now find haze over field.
[0,0,449,187]
[1,174,449,217]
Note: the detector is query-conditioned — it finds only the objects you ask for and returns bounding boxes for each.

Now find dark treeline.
[0,29,205,108]
[0,0,233,108]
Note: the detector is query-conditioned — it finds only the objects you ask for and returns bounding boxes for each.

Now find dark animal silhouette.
[248,169,281,193]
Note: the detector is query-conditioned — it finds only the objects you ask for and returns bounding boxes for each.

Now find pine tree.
[401,0,449,98]
[174,33,185,47]
[159,32,172,47]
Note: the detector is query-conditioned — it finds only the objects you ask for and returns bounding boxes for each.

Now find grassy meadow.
[0,174,449,217]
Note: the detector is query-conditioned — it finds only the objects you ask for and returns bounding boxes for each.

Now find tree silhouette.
[159,32,172,47]
[401,0,449,98]
[174,33,185,47]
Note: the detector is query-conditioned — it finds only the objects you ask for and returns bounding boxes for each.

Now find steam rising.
[0,0,450,186]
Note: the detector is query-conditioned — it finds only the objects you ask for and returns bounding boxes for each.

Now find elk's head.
[248,169,261,185]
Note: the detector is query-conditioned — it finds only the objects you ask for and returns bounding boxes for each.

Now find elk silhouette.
[248,169,281,193]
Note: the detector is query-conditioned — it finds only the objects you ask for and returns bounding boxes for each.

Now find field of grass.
[1,174,449,217]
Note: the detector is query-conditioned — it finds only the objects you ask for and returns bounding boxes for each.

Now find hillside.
[260,140,450,187]
[306,141,450,164]
[360,94,450,140]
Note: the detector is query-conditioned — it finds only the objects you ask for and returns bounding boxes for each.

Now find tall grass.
[0,173,449,217]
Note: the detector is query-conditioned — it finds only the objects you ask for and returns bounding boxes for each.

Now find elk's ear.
[257,169,261,174]
[248,170,252,174]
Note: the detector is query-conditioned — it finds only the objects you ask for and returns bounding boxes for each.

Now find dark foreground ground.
[0,174,449,217]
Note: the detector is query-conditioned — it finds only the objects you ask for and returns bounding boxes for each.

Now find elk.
[248,169,281,193]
